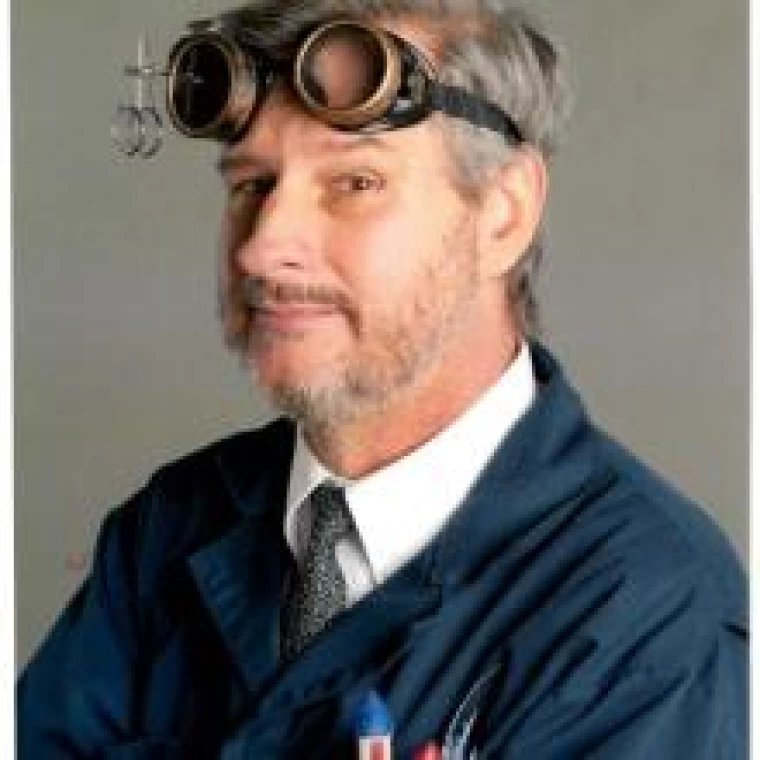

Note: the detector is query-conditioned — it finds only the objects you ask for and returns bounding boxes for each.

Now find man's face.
[219,36,507,430]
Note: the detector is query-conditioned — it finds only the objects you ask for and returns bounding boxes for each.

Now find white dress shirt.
[284,341,536,605]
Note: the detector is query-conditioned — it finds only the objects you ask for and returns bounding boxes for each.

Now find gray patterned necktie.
[281,484,353,661]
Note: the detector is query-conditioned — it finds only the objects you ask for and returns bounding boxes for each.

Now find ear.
[476,146,548,280]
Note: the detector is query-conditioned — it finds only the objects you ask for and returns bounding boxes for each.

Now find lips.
[252,303,342,332]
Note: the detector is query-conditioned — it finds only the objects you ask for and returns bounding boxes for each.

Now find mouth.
[252,303,343,333]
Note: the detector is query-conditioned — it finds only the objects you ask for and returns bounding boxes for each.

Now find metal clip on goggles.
[113,18,524,157]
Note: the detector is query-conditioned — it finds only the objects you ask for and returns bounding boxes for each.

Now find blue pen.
[353,689,394,760]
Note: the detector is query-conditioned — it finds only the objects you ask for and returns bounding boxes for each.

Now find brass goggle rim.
[292,19,404,129]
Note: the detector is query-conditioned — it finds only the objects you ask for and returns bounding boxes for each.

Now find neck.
[304,327,522,479]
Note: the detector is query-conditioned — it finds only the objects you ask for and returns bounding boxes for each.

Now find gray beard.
[264,333,428,434]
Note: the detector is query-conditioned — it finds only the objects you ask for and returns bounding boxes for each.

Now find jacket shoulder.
[587,426,746,630]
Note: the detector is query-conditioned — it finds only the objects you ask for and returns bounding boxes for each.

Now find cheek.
[330,210,443,312]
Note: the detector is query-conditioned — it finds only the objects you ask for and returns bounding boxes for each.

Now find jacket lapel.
[186,511,291,699]
[185,420,295,699]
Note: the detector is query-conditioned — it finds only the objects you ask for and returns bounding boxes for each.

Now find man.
[18,1,747,757]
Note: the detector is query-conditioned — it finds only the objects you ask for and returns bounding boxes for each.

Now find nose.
[231,171,322,277]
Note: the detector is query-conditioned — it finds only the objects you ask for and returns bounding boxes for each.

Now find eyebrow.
[215,134,394,176]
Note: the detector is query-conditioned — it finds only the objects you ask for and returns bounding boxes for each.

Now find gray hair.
[217,0,571,336]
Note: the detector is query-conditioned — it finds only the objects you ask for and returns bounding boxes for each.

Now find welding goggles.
[164,17,524,145]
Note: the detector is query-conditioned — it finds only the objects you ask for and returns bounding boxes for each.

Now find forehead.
[218,92,431,166]
[217,124,406,176]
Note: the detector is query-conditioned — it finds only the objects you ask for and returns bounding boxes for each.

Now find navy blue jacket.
[18,344,747,758]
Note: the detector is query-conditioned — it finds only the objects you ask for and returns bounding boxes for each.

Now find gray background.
[14,0,748,668]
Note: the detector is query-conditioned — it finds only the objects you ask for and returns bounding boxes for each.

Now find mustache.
[234,276,357,317]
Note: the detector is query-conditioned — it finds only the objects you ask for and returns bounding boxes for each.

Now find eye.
[229,174,277,202]
[330,172,384,195]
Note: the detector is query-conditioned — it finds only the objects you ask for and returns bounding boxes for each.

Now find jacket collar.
[429,342,617,594]
[212,417,296,518]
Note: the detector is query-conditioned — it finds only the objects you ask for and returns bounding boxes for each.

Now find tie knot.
[310,484,353,540]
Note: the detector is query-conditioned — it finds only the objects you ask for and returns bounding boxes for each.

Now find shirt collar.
[284,340,536,582]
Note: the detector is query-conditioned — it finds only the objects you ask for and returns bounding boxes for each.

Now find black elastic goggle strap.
[428,83,524,144]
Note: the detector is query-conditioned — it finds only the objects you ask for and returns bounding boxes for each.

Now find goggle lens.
[170,39,234,132]
[299,24,388,110]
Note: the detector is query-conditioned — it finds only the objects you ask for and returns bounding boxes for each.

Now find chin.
[252,352,341,410]
[265,381,359,429]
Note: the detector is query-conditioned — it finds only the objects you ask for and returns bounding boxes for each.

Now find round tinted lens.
[301,25,387,109]
[170,39,232,131]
